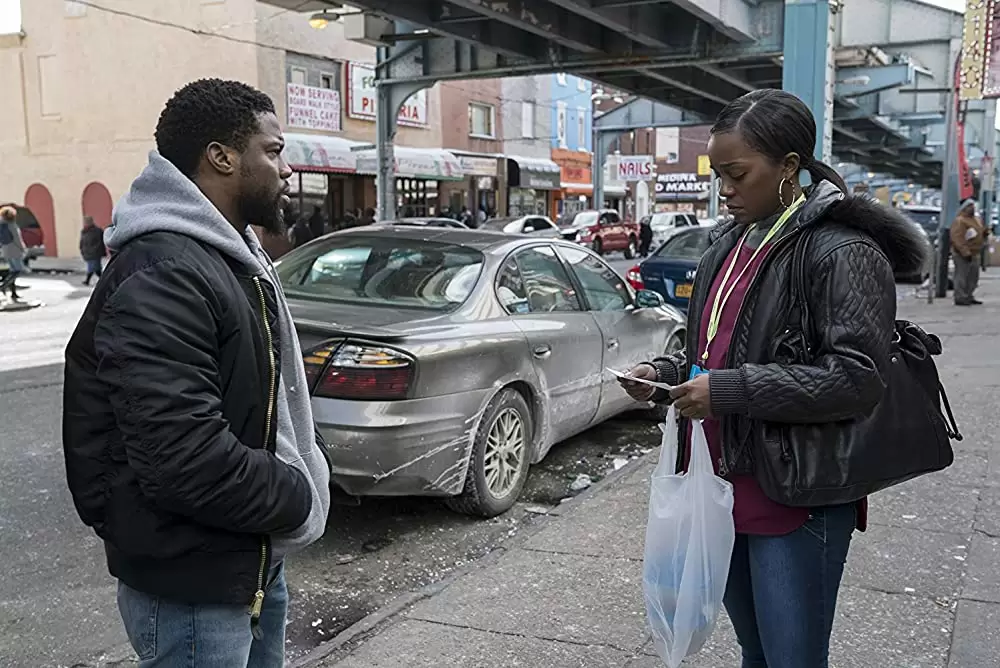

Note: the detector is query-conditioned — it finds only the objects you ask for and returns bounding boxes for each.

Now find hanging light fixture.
[309,11,335,29]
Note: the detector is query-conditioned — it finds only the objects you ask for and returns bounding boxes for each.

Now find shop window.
[556,102,567,148]
[469,103,495,138]
[521,102,535,139]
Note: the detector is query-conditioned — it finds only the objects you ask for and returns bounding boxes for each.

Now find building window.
[577,77,587,91]
[469,103,496,138]
[577,108,587,149]
[290,67,307,85]
[521,102,535,139]
[556,72,567,86]
[556,102,567,148]
[320,72,336,89]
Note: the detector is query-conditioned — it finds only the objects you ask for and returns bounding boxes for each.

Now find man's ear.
[205,142,237,176]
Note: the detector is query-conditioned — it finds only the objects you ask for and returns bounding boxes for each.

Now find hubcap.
[483,408,525,499]
[665,334,684,355]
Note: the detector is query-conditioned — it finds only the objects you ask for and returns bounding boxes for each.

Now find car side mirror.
[635,289,665,309]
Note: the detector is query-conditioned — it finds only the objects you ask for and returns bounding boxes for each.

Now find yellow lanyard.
[701,194,805,363]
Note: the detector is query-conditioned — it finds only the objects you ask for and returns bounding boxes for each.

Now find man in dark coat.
[79,216,106,286]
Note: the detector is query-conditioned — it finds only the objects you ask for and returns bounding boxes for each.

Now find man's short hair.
[155,78,276,178]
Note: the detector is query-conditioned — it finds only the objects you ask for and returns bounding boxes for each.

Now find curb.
[293,446,655,668]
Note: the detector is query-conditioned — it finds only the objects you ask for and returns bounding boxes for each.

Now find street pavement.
[309,273,1000,668]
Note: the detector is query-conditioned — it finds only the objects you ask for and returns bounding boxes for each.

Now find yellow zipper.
[250,276,276,635]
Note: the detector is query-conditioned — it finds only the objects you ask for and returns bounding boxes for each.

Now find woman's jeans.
[116,563,288,668]
[724,504,856,668]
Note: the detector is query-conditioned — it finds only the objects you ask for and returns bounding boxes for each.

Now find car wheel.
[624,236,637,259]
[592,238,603,255]
[446,388,533,518]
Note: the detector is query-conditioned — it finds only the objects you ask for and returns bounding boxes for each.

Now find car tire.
[446,388,533,518]
[592,238,603,255]
[624,236,637,259]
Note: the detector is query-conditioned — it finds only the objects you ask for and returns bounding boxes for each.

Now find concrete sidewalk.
[307,274,1000,668]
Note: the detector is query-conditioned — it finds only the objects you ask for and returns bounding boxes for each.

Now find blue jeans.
[116,563,288,668]
[724,504,856,668]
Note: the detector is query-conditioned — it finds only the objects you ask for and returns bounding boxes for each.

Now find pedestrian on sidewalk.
[79,215,106,286]
[0,205,25,302]
[619,89,929,668]
[63,79,332,668]
[950,199,986,305]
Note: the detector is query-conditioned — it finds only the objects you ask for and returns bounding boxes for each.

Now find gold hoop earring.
[777,177,792,209]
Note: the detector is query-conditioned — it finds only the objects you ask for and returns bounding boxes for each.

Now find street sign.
[697,155,711,176]
[616,155,655,181]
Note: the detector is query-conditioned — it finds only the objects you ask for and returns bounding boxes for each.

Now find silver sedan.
[274,226,686,517]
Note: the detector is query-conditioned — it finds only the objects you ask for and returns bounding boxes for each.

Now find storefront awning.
[507,155,561,190]
[284,133,361,173]
[356,146,464,181]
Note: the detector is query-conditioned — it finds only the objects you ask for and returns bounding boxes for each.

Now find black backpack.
[752,230,962,507]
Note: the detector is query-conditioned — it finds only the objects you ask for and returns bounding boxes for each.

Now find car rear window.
[275,236,484,311]
[654,229,711,259]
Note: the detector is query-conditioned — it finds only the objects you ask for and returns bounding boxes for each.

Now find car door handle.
[607,338,619,350]
[532,344,552,359]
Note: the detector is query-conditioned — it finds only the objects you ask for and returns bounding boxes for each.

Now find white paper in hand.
[607,367,675,392]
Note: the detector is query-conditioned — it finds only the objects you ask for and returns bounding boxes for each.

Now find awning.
[284,133,361,173]
[356,146,464,181]
[507,155,561,190]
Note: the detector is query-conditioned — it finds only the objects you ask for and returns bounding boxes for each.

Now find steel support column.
[374,39,432,222]
[593,130,618,212]
[936,53,961,299]
[782,0,836,163]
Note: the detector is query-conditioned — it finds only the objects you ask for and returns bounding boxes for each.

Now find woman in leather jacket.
[619,89,928,668]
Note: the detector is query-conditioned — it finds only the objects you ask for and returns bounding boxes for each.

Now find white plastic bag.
[643,407,735,667]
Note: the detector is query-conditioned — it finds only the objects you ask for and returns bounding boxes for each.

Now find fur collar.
[711,181,931,275]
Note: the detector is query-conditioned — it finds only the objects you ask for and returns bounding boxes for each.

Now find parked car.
[274,227,685,517]
[648,211,699,247]
[560,209,639,258]
[0,203,45,262]
[627,224,716,312]
[898,205,940,248]
[482,215,561,238]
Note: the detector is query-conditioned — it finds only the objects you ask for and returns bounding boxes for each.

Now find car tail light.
[626,264,644,290]
[303,342,414,401]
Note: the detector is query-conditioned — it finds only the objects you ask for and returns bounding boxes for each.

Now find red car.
[560,209,639,258]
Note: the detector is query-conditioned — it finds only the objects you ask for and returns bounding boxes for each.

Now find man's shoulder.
[102,231,233,298]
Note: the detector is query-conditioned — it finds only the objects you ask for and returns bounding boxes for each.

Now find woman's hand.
[617,363,657,402]
[670,374,712,419]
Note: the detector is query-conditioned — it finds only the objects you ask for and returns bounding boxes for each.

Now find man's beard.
[240,187,285,234]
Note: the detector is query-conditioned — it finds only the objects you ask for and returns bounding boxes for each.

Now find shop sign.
[616,155,655,181]
[287,83,342,133]
[459,156,498,177]
[347,62,427,127]
[525,172,560,189]
[655,173,711,196]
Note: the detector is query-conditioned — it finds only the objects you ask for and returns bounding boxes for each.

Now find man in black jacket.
[63,79,331,667]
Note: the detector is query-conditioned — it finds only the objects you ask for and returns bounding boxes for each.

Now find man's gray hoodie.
[104,151,330,560]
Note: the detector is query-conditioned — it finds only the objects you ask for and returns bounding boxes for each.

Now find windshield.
[275,236,484,311]
[650,214,673,228]
[903,210,940,233]
[569,212,599,227]
[654,229,711,259]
